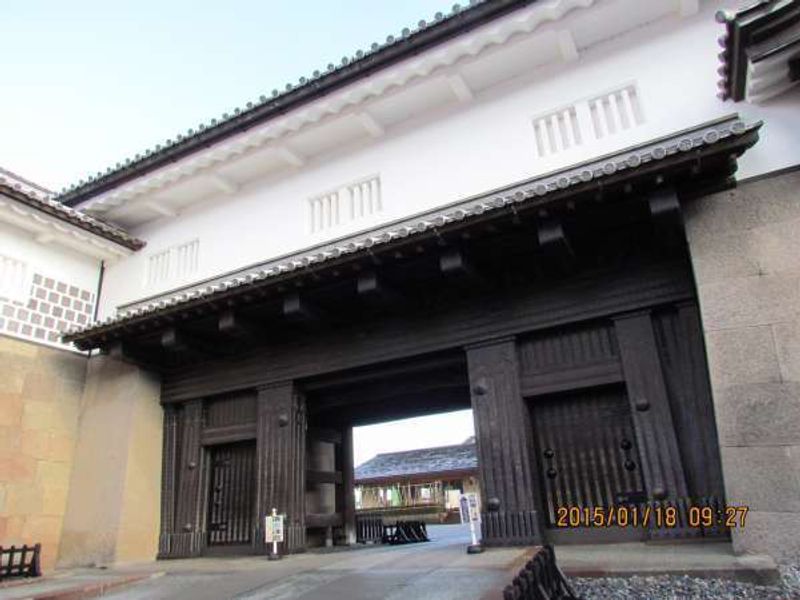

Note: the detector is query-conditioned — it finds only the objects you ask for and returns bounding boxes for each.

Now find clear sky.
[2,1,476,463]
[353,409,475,467]
[1,0,457,191]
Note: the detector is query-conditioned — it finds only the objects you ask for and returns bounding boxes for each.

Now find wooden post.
[614,311,689,538]
[254,382,307,555]
[171,399,205,557]
[158,404,179,557]
[466,337,543,546]
[341,424,356,545]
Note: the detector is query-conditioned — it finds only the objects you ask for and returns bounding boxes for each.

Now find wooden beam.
[356,270,401,308]
[537,219,575,270]
[308,426,343,445]
[101,340,161,371]
[282,291,320,322]
[306,470,343,485]
[309,372,469,414]
[306,512,343,528]
[218,309,261,340]
[440,247,486,289]
[161,327,222,357]
[648,188,684,246]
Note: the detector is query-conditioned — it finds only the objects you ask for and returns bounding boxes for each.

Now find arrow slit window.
[145,239,200,289]
[309,175,382,233]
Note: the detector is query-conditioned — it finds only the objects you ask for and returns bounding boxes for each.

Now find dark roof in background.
[355,442,477,482]
[58,0,536,207]
[716,0,800,102]
[0,170,145,251]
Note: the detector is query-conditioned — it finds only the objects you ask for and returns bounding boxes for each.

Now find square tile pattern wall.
[0,273,94,348]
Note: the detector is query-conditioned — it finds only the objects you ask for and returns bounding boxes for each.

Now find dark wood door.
[532,385,646,542]
[207,441,256,546]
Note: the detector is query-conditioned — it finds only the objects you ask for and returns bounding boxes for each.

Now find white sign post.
[459,493,483,554]
[265,507,285,561]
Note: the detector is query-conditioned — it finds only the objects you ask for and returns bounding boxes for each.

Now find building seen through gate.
[1,0,799,571]
[355,437,480,521]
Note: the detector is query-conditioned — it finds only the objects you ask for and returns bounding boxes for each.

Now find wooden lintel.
[308,426,343,445]
[306,512,344,528]
[306,470,343,485]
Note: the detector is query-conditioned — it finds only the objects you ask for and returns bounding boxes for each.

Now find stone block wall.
[684,167,800,562]
[0,269,96,349]
[58,355,162,568]
[0,335,87,571]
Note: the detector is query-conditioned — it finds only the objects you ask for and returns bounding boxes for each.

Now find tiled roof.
[61,114,760,345]
[56,0,535,207]
[0,168,144,251]
[715,0,800,102]
[355,443,477,482]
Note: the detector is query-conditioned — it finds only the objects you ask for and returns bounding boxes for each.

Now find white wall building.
[2,0,800,570]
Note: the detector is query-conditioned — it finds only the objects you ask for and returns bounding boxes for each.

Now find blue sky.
[2,1,476,464]
[1,0,457,190]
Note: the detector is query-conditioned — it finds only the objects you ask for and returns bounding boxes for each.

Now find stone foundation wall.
[0,335,87,571]
[684,167,800,562]
[58,355,162,567]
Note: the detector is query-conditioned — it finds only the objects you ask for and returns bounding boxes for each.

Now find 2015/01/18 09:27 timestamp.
[555,505,749,529]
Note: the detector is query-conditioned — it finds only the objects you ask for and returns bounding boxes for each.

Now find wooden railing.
[355,513,384,544]
[0,544,42,580]
[503,545,582,600]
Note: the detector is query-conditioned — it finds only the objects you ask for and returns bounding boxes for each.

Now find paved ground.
[0,526,783,600]
[101,524,524,600]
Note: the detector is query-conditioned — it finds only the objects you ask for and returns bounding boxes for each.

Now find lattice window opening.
[309,176,382,233]
[588,85,645,140]
[0,254,31,303]
[533,106,582,157]
[145,239,199,288]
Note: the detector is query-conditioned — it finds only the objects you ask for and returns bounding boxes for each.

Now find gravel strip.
[572,564,800,599]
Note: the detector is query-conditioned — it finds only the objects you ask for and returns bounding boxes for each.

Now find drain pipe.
[87,259,105,359]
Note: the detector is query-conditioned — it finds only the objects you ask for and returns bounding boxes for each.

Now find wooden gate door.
[207,441,256,546]
[532,385,647,543]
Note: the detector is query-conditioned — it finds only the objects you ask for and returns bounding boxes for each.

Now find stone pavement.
[0,525,779,600]
[100,524,524,600]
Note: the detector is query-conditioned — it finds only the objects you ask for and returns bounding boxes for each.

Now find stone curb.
[563,565,781,587]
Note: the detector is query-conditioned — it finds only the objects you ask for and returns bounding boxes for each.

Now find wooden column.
[158,404,179,558]
[340,425,356,544]
[615,312,689,538]
[466,337,543,546]
[171,399,206,557]
[254,381,307,555]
